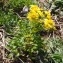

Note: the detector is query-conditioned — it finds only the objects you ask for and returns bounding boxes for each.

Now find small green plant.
[6,4,58,63]
[0,0,62,63]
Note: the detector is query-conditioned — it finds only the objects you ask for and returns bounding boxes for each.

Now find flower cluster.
[43,11,55,30]
[27,5,43,21]
[27,5,55,31]
[44,19,55,30]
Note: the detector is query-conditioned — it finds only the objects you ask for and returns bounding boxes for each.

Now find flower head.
[44,11,51,19]
[27,11,39,21]
[27,5,44,21]
[30,5,41,11]
[44,19,55,30]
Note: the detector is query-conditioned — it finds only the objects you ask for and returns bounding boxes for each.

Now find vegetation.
[0,0,63,63]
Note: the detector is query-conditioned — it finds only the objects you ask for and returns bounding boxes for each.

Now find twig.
[15,13,26,19]
[19,58,25,63]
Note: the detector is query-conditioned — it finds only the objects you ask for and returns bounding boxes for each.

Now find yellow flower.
[44,11,51,19]
[37,10,44,17]
[47,15,51,19]
[27,11,39,21]
[27,5,45,21]
[44,19,55,30]
[44,11,51,15]
[30,5,41,11]
[30,5,44,17]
